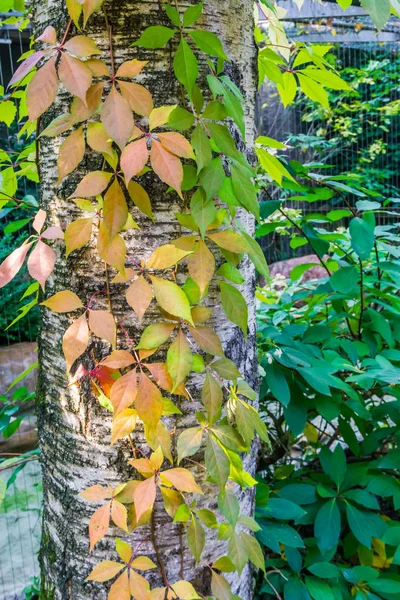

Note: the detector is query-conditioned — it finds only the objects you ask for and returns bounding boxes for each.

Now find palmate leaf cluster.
[255,105,400,600]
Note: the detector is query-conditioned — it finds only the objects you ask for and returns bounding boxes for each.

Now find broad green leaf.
[133,26,177,48]
[314,499,341,552]
[349,217,375,259]
[220,282,248,338]
[167,329,193,390]
[174,36,198,99]
[360,0,390,31]
[189,30,228,60]
[202,371,222,425]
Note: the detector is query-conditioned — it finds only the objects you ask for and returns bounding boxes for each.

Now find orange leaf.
[150,139,183,198]
[41,290,83,313]
[82,0,105,26]
[69,171,113,198]
[80,484,110,502]
[136,372,162,430]
[111,409,137,445]
[0,241,33,289]
[131,556,157,571]
[87,122,113,157]
[109,570,130,600]
[187,326,224,357]
[72,81,104,121]
[110,369,138,415]
[150,588,167,600]
[89,500,111,551]
[101,85,134,149]
[103,179,128,241]
[116,59,148,78]
[59,53,92,104]
[63,35,101,58]
[160,468,202,494]
[86,559,124,582]
[27,240,56,291]
[129,570,151,600]
[112,267,136,284]
[111,499,129,531]
[127,181,153,221]
[101,350,135,369]
[157,132,194,159]
[65,217,93,257]
[97,226,127,274]
[120,138,148,183]
[119,81,154,117]
[88,309,116,346]
[86,58,110,77]
[62,313,89,371]
[57,126,85,184]
[146,421,173,464]
[133,476,156,522]
[126,275,153,322]
[188,239,215,296]
[26,57,58,121]
[130,456,155,478]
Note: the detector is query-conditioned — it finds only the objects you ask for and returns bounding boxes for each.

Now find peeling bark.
[33,1,258,598]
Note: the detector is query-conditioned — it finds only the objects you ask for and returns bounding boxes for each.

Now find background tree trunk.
[34,1,258,599]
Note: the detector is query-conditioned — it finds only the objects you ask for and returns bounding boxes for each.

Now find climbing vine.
[0,0,396,599]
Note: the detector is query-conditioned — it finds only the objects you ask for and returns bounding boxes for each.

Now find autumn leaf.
[111,409,137,444]
[150,276,193,325]
[111,499,129,531]
[101,350,135,369]
[167,329,193,391]
[0,241,33,289]
[128,181,154,221]
[187,239,215,296]
[150,139,183,198]
[41,290,83,312]
[26,57,58,121]
[66,0,82,27]
[207,230,250,254]
[119,81,154,117]
[171,580,201,600]
[136,323,176,350]
[63,36,101,58]
[149,105,176,131]
[126,276,153,322]
[116,59,148,78]
[157,132,195,159]
[89,501,111,551]
[65,217,93,257]
[160,467,202,494]
[109,571,130,600]
[136,372,163,430]
[27,240,56,291]
[41,226,64,240]
[32,209,46,233]
[88,310,116,346]
[120,138,149,183]
[58,53,92,104]
[69,171,113,198]
[87,122,113,158]
[86,559,124,582]
[187,326,224,356]
[129,570,151,600]
[82,0,105,26]
[177,428,203,464]
[80,484,110,502]
[131,556,157,571]
[133,475,156,521]
[8,50,46,88]
[102,85,134,149]
[110,369,138,415]
[103,179,128,241]
[62,313,89,371]
[57,126,85,183]
[146,244,192,270]
[97,226,127,274]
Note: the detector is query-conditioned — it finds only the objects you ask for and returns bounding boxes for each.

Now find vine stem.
[150,511,169,588]
[358,258,364,338]
[60,18,73,47]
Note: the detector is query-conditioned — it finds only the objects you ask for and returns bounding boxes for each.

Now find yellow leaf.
[86,559,123,582]
[41,290,83,313]
[150,275,194,325]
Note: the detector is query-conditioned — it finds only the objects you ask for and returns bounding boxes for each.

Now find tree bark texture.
[34,1,258,598]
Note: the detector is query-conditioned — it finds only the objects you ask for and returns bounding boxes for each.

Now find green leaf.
[133,26,177,48]
[228,531,248,575]
[219,282,248,338]
[345,503,387,548]
[187,516,205,563]
[297,73,329,109]
[360,0,390,31]
[167,329,193,391]
[369,578,400,595]
[319,445,347,489]
[0,100,17,126]
[256,147,296,185]
[239,228,270,279]
[164,4,180,26]
[200,157,225,200]
[136,323,175,350]
[308,563,340,579]
[183,2,204,27]
[315,499,341,552]
[189,30,229,60]
[150,276,194,325]
[231,163,260,220]
[177,427,203,464]
[206,122,242,161]
[168,106,195,131]
[330,267,358,294]
[195,508,218,529]
[257,521,305,553]
[174,36,198,99]
[284,577,311,600]
[265,498,305,521]
[202,371,222,425]
[262,360,290,407]
[191,124,212,173]
[305,577,335,600]
[190,188,216,239]
[205,436,230,488]
[349,216,375,259]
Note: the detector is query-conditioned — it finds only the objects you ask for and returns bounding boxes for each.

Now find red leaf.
[101,85,134,149]
[133,476,156,522]
[0,241,33,289]
[8,50,46,88]
[27,240,56,291]
[62,313,89,371]
[57,126,85,184]
[118,81,154,117]
[120,138,148,183]
[88,309,116,346]
[58,53,92,104]
[89,501,111,551]
[150,139,183,198]
[26,57,58,121]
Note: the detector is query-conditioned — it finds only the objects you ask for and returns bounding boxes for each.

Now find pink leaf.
[58,53,92,105]
[41,226,64,240]
[27,240,56,291]
[120,138,148,183]
[0,242,33,289]
[26,57,59,121]
[8,51,46,88]
[32,209,46,234]
[36,26,58,45]
[101,85,134,149]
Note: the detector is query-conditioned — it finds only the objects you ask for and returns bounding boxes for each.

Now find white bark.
[33,1,258,599]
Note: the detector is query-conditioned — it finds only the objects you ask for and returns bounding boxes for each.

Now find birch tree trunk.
[33,1,258,599]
